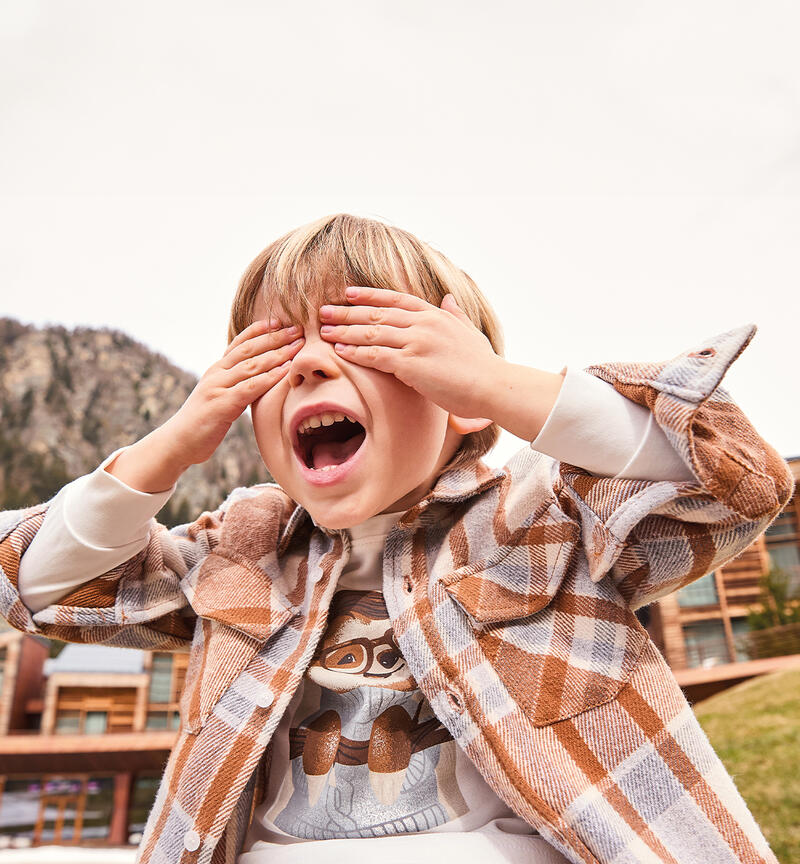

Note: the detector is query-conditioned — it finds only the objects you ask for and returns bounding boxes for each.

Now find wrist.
[486,359,566,442]
[105,424,189,493]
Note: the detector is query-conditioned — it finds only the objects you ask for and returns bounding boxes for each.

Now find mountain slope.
[0,318,272,526]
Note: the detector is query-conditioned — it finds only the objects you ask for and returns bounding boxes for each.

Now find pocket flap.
[184,547,297,642]
[440,501,581,624]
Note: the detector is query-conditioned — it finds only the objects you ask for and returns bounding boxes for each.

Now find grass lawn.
[692,667,800,864]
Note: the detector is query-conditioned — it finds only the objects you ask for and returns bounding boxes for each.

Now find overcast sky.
[1,1,798,468]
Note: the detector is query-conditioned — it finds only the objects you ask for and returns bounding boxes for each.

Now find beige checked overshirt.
[0,322,793,864]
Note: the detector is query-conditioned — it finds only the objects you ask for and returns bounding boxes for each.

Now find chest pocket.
[440,499,647,726]
[179,548,297,734]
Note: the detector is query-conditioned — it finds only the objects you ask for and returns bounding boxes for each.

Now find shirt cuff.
[531,367,695,482]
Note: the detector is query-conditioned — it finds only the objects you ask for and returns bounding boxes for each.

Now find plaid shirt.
[0,322,793,864]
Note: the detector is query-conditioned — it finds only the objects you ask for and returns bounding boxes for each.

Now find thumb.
[441,293,470,321]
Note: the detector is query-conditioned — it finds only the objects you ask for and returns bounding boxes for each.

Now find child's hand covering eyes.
[319,286,499,422]
[163,321,305,468]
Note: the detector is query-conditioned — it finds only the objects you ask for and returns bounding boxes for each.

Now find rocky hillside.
[0,318,272,526]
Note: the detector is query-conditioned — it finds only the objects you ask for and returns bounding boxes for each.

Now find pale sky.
[1,1,798,468]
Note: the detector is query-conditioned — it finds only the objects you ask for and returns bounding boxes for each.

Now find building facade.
[0,633,187,849]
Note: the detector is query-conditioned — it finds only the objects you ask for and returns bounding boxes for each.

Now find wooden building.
[0,631,186,849]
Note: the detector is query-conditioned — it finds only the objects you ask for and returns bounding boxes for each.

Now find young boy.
[1,214,793,864]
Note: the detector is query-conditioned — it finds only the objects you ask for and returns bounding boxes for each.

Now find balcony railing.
[735,622,800,660]
[683,623,800,669]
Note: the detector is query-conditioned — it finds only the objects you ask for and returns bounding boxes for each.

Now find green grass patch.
[693,667,800,864]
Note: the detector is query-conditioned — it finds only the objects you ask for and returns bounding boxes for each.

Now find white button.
[256,690,273,708]
[183,829,201,851]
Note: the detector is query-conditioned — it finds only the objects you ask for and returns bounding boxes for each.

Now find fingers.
[320,285,428,319]
[223,318,278,357]
[229,361,296,404]
[319,322,408,349]
[220,324,301,370]
[440,293,470,321]
[222,334,305,388]
[319,302,415,328]
[330,342,399,375]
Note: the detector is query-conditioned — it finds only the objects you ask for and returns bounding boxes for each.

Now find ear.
[447,414,493,435]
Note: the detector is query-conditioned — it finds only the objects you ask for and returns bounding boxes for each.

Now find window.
[81,777,115,840]
[145,711,167,730]
[768,546,800,595]
[677,571,718,607]
[765,501,800,593]
[0,775,115,846]
[54,711,81,734]
[682,619,730,668]
[765,507,797,537]
[0,778,41,844]
[128,775,160,844]
[146,710,180,730]
[148,654,173,703]
[84,711,108,734]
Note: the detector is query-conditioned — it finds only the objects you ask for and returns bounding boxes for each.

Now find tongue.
[311,435,363,469]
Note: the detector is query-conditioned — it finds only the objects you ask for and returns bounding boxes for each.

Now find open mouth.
[295,416,367,472]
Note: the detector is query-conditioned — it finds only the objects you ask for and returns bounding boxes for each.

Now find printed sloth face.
[307,590,416,692]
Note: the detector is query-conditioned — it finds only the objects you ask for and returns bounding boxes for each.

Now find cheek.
[385,391,449,455]
[250,387,286,459]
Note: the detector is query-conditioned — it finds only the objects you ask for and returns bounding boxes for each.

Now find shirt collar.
[279,457,506,549]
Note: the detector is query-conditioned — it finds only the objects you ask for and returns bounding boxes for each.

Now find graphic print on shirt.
[267,589,469,839]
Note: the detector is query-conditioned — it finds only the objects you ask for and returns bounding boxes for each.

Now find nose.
[287,325,340,388]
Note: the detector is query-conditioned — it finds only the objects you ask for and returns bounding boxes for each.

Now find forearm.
[485,358,695,482]
[484,359,567,442]
[105,420,189,493]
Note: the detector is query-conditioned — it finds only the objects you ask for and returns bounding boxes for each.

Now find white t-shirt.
[239,509,571,863]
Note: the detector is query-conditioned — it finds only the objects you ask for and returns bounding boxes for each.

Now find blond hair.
[228,213,505,471]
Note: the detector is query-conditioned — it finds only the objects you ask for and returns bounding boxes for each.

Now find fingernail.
[319,305,333,318]
[320,325,333,334]
[345,286,358,299]
[268,318,280,328]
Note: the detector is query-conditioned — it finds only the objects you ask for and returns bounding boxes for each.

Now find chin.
[305,500,375,531]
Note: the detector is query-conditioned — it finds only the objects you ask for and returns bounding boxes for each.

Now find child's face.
[249,295,464,529]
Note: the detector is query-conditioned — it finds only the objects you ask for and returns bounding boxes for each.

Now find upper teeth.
[297,411,355,434]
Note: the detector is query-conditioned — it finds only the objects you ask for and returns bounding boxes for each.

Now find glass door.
[34,777,85,845]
